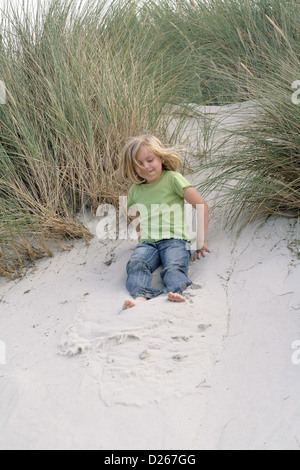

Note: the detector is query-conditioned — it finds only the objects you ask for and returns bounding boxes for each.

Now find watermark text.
[291,340,300,365]
[292,80,300,105]
[95,197,205,251]
[0,81,6,105]
[0,340,6,365]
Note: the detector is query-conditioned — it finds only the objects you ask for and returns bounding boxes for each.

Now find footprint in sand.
[139,350,151,360]
[198,324,212,332]
[171,335,191,342]
[172,354,188,362]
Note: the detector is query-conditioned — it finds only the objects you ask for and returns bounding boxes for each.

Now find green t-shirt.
[127,170,193,244]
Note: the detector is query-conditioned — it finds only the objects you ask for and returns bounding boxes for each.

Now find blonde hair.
[120,134,182,185]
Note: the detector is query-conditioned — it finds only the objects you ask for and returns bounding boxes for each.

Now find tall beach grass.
[0,0,300,276]
[141,0,300,226]
[0,0,196,277]
[184,0,300,227]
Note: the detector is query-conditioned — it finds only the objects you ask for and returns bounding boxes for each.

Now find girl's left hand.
[193,242,210,261]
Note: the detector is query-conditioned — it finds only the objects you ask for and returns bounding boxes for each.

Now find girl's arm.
[128,210,141,243]
[183,187,210,261]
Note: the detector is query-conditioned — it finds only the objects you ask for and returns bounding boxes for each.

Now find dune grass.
[0,0,196,277]
[138,0,300,103]
[141,0,300,226]
[196,57,300,229]
[0,0,300,276]
[187,2,300,227]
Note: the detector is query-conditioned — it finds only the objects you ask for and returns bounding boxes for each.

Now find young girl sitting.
[120,134,209,310]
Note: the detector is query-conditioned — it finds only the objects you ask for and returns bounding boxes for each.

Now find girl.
[120,134,209,310]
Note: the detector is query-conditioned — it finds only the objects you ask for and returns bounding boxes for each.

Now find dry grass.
[0,0,193,277]
[1,0,300,276]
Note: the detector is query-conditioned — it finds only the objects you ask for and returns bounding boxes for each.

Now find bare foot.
[122,297,147,310]
[168,292,186,303]
[122,299,137,310]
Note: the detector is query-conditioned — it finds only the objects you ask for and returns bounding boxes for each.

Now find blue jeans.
[126,239,192,299]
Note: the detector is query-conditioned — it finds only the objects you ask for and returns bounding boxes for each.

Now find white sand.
[0,103,300,450]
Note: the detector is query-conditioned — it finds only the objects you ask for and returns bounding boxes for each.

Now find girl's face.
[135,145,164,184]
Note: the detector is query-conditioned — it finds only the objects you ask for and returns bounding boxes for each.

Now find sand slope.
[0,102,299,450]
[0,215,299,449]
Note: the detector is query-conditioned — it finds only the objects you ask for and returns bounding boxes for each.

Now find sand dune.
[0,102,300,450]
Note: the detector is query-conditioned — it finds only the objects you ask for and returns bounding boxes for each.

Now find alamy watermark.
[0,340,6,365]
[291,80,300,105]
[291,340,300,366]
[0,80,6,105]
[95,198,205,250]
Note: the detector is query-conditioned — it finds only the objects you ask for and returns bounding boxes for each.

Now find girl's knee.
[160,263,188,279]
[126,257,148,274]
